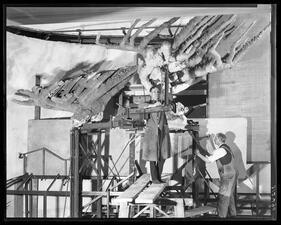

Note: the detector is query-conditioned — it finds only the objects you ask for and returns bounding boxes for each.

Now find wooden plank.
[173,198,185,217]
[185,205,216,217]
[176,89,207,96]
[113,174,150,203]
[135,183,167,204]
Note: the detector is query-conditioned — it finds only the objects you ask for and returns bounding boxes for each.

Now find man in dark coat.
[142,85,171,184]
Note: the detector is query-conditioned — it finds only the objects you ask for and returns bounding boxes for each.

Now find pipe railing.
[19,147,70,176]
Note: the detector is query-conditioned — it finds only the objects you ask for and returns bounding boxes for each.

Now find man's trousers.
[217,172,238,217]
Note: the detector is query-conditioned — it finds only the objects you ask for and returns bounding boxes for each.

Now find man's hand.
[195,149,200,156]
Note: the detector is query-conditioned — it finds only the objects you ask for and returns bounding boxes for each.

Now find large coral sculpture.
[96,15,270,93]
[12,14,270,126]
[13,66,137,126]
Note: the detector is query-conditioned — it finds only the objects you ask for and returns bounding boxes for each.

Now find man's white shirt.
[206,145,227,163]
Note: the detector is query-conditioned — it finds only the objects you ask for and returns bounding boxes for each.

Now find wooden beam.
[112,174,150,204]
[174,89,207,96]
[96,131,102,218]
[70,128,82,217]
[135,183,167,204]
[185,205,216,217]
[7,190,121,196]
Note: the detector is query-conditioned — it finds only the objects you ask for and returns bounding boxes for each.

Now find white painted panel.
[27,119,72,175]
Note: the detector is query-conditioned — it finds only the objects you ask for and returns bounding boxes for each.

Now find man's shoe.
[152,179,166,184]
[152,180,163,184]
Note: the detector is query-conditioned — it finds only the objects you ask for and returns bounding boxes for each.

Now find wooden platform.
[185,205,217,217]
[135,183,167,204]
[112,174,150,204]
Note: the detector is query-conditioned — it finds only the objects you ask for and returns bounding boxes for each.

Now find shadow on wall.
[225,131,247,179]
[44,59,114,85]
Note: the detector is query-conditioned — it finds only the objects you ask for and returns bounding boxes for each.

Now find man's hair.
[216,133,226,143]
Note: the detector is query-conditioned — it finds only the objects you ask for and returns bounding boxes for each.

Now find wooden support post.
[57,179,64,218]
[89,134,97,215]
[91,179,97,215]
[34,75,41,120]
[119,203,130,218]
[150,205,155,218]
[174,198,185,217]
[104,129,110,178]
[256,163,260,216]
[107,190,110,218]
[43,194,47,217]
[31,178,38,217]
[70,130,74,217]
[14,183,23,217]
[24,182,29,217]
[129,132,135,185]
[173,133,178,175]
[70,128,82,217]
[97,131,102,218]
[192,131,199,207]
[204,180,210,205]
[56,196,60,218]
[28,180,33,217]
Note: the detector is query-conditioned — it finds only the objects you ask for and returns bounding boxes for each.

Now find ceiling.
[6,5,271,27]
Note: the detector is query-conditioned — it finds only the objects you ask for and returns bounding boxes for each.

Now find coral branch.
[172,16,204,50]
[233,22,270,63]
[11,99,34,106]
[120,19,141,46]
[139,17,180,49]
[178,16,217,54]
[197,15,236,48]
[79,66,137,107]
[129,19,157,46]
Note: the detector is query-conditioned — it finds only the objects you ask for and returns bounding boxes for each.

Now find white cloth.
[206,147,227,163]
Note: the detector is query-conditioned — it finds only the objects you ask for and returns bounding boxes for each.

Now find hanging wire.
[113,134,136,166]
[115,135,140,176]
